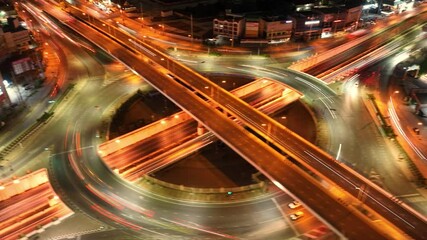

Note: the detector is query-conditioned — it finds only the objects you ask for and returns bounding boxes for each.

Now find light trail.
[388,98,427,160]
[161,217,240,239]
[336,144,342,161]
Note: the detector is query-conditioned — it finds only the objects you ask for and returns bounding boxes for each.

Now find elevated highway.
[98,78,291,157]
[100,79,300,181]
[289,4,427,78]
[35,1,427,238]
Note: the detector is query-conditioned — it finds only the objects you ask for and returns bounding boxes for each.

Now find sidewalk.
[366,88,427,187]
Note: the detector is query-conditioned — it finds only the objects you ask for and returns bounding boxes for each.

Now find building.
[213,15,245,40]
[291,10,323,41]
[291,4,362,40]
[344,5,363,29]
[314,7,346,37]
[382,0,416,14]
[211,0,363,42]
[260,16,293,41]
[0,17,31,53]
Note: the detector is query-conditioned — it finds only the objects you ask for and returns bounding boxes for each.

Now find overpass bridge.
[36,2,427,239]
[99,78,301,181]
[289,4,427,80]
[98,78,295,157]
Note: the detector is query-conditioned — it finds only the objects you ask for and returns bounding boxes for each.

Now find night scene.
[0,0,427,239]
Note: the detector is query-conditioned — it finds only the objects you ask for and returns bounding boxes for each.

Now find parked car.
[288,200,301,209]
[289,211,304,221]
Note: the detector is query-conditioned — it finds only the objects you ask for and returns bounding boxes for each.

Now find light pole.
[231,16,235,47]
[190,14,193,44]
[140,2,143,18]
[333,19,342,36]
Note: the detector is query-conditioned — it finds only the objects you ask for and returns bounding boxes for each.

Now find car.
[288,200,301,209]
[289,211,304,221]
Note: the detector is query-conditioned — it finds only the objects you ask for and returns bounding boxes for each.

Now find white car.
[287,200,301,209]
[289,211,304,221]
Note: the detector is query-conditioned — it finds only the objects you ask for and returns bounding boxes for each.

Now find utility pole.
[140,2,143,17]
[190,14,193,44]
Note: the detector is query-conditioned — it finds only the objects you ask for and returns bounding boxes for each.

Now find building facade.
[0,17,31,53]
[211,2,363,42]
[260,16,293,41]
[213,15,245,40]
[292,11,323,41]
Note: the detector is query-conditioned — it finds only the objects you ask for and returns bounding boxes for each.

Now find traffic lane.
[307,44,368,77]
[103,121,197,168]
[84,140,295,237]
[57,144,191,238]
[62,129,201,236]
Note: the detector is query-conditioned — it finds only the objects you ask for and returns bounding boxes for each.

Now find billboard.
[12,57,34,75]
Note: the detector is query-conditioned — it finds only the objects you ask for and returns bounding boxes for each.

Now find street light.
[333,19,342,35]
[159,24,165,34]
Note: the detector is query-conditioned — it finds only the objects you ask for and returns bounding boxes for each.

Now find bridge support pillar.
[197,122,207,135]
